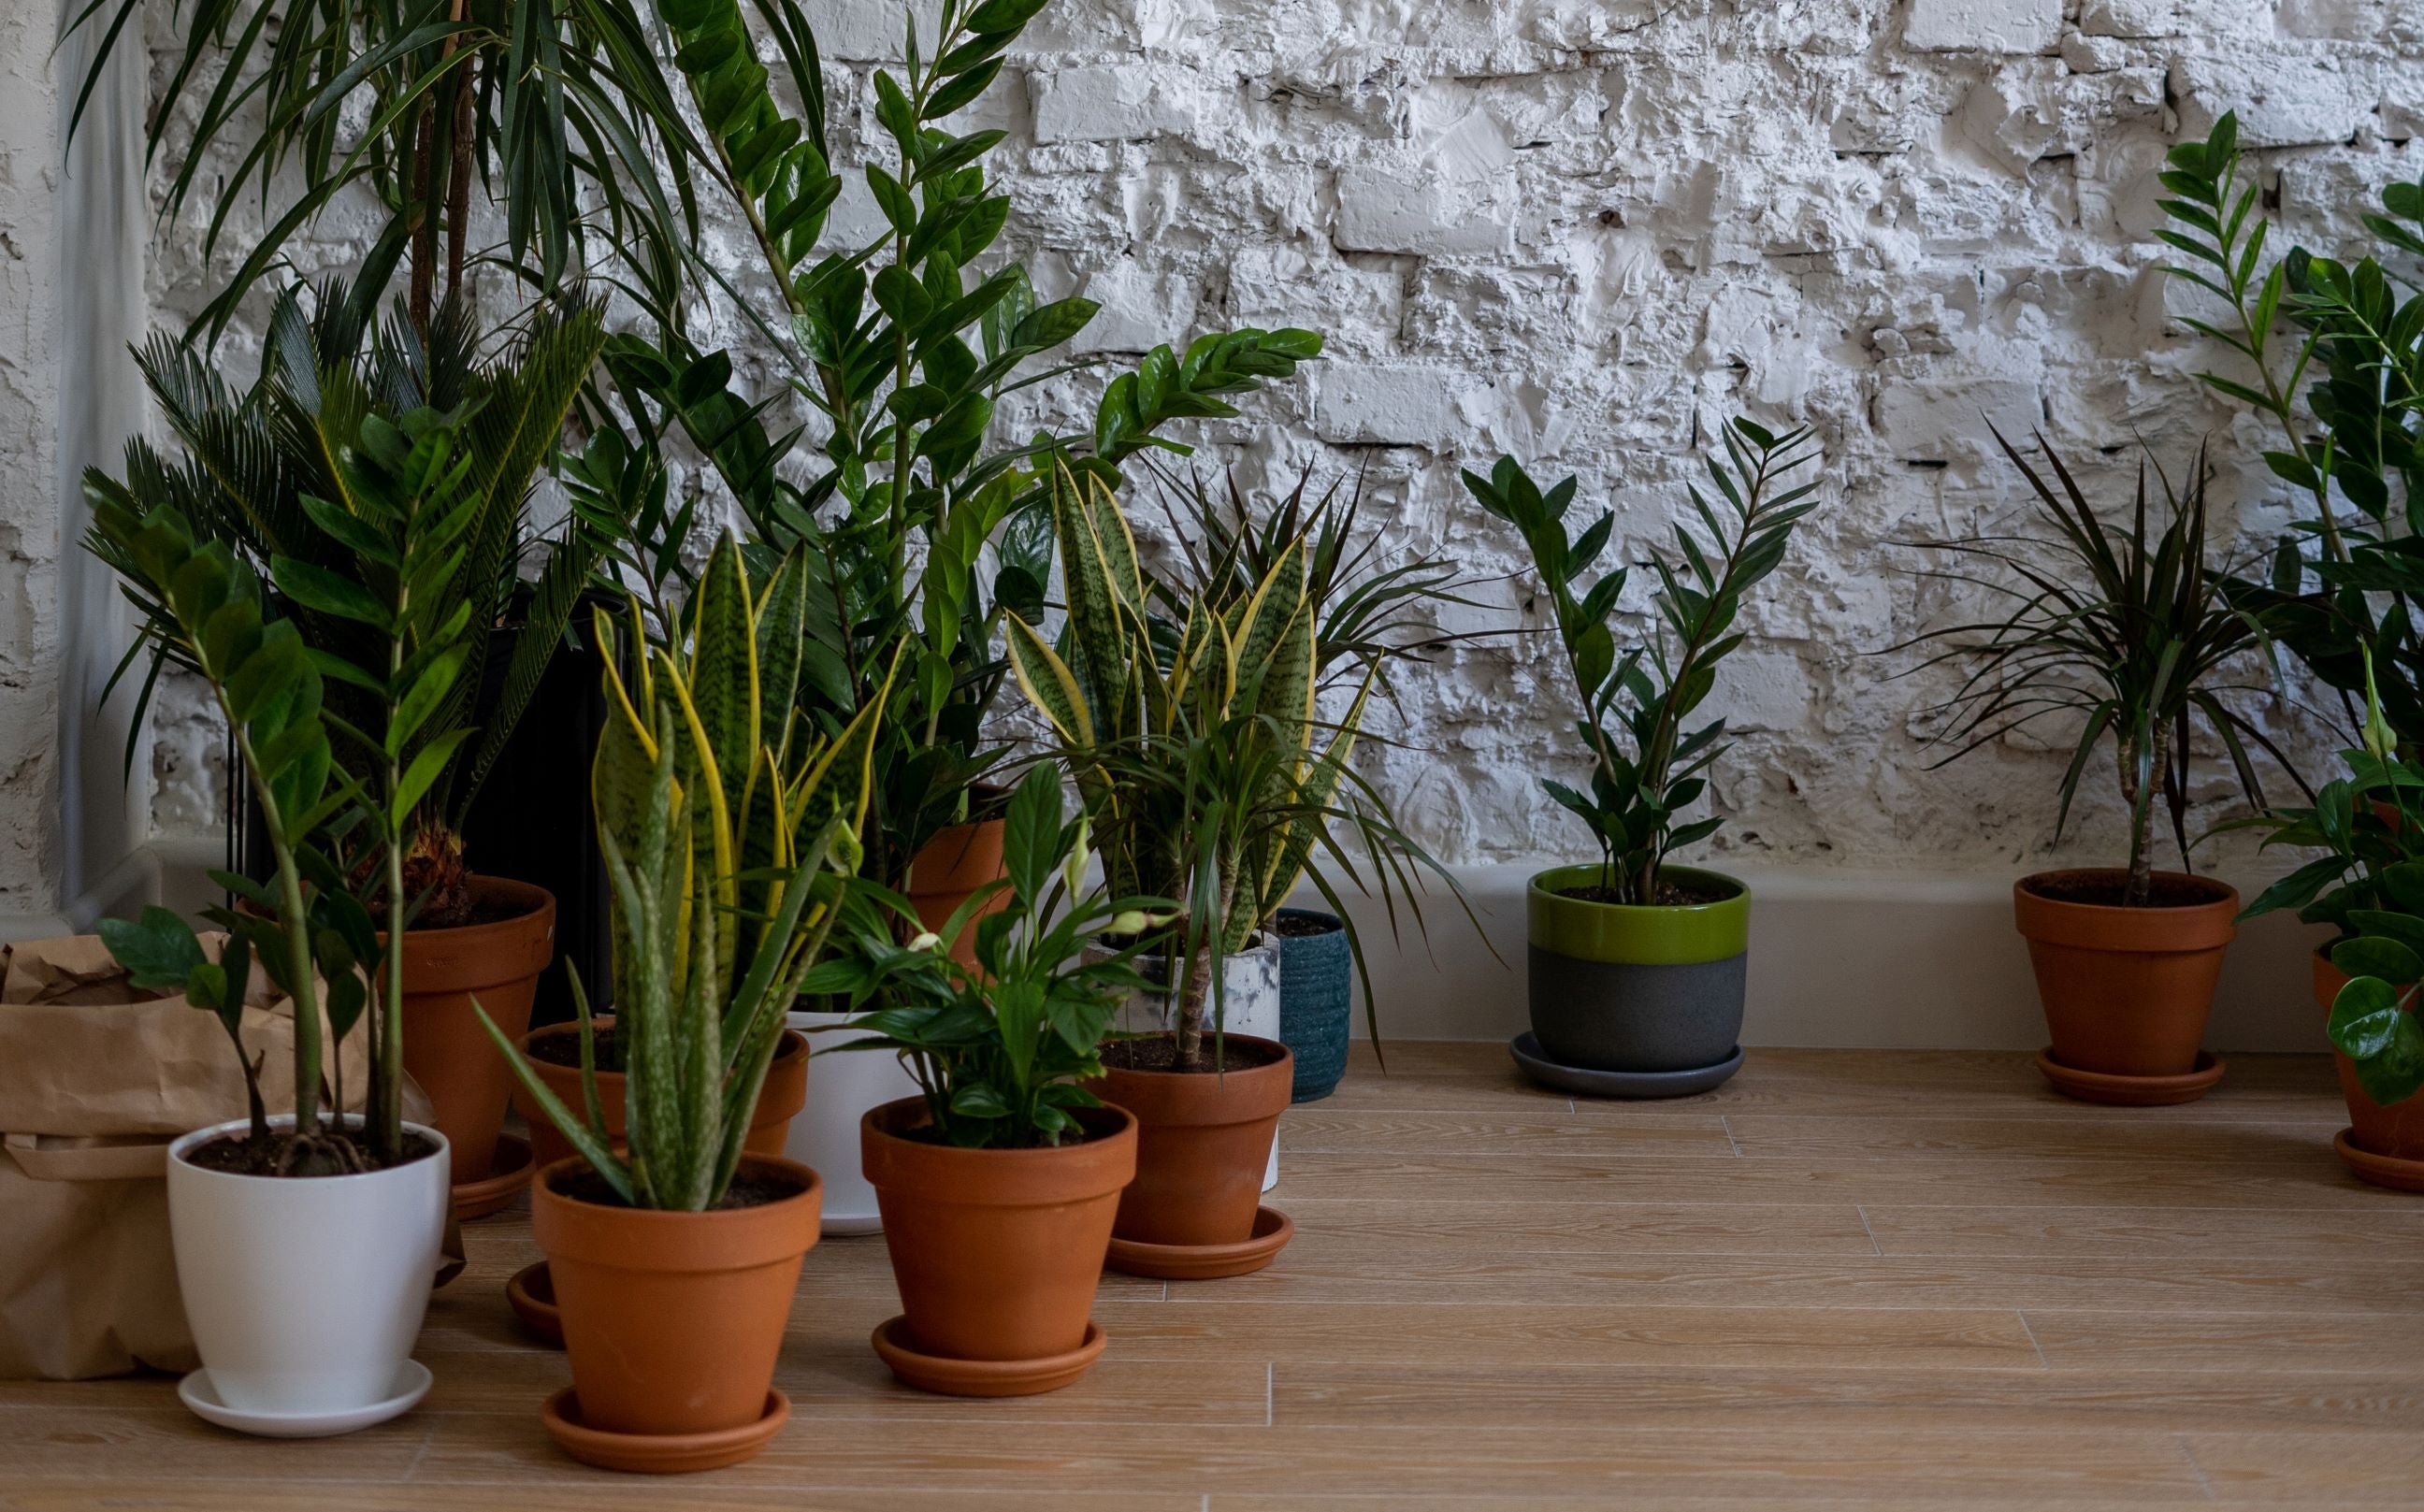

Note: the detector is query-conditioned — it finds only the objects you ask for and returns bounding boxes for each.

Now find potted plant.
[2234,677,2424,1188]
[571,0,1320,1231]
[102,283,612,1217]
[1153,463,1478,1102]
[483,535,882,1472]
[1005,461,1451,1272]
[84,401,482,1433]
[1896,432,2297,1103]
[1462,418,1820,1098]
[806,769,1162,1393]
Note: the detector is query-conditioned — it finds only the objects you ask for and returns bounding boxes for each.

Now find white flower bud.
[908,930,945,954]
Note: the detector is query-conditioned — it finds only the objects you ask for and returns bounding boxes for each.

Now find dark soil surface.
[419,890,532,929]
[1558,876,1737,907]
[527,1027,626,1073]
[549,1164,811,1210]
[2022,872,2231,909]
[895,1108,1127,1149]
[1103,1034,1289,1074]
[183,1127,440,1177]
[1271,913,1342,938]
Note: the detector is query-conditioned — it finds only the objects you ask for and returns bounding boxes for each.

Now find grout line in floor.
[2016,1311,2049,1369]
[2175,1433,2218,1501]
[1856,1203,1882,1257]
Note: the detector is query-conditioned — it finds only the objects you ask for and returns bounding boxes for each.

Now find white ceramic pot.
[786,1009,920,1235]
[1109,935,1284,1192]
[166,1116,450,1416]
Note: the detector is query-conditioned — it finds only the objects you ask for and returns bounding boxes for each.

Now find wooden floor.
[7,1043,2424,1509]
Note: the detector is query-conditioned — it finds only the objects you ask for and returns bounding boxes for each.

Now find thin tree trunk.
[1173,868,1234,1073]
[2117,724,2171,909]
[445,51,474,308]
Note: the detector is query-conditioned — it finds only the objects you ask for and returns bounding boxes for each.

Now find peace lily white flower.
[907,930,945,955]
[1061,813,1092,898]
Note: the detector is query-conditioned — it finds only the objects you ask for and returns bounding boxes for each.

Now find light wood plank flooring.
[6,1044,2421,1510]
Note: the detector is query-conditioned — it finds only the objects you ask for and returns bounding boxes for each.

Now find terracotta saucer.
[2035,1048,2225,1106]
[1105,1205,1292,1280]
[505,1260,562,1347]
[872,1317,1105,1397]
[451,1133,533,1221]
[2334,1130,2424,1193]
[541,1387,789,1473]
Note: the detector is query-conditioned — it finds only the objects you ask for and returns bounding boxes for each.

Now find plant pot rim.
[1098,1030,1294,1077]
[1526,862,1749,913]
[167,1115,450,1184]
[2013,869,2238,953]
[532,1152,822,1234]
[1274,906,1345,934]
[1526,864,1749,966]
[863,1096,1135,1156]
[383,873,555,938]
[2014,868,2238,913]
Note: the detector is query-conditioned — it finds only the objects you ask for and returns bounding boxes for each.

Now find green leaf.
[96,906,208,995]
[271,557,387,627]
[2334,936,2423,986]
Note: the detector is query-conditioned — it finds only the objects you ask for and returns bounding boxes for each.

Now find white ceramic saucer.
[179,1360,433,1437]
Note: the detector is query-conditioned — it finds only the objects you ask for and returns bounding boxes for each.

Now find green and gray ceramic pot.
[1526,864,1749,1077]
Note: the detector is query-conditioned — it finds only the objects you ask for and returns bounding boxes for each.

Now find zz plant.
[2159,110,2424,742]
[814,768,1169,1148]
[1464,418,1821,906]
[596,0,1320,903]
[89,385,491,1172]
[483,535,887,1209]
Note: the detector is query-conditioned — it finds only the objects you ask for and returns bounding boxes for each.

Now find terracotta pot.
[516,1020,809,1174]
[861,1099,1134,1362]
[2013,870,2236,1077]
[390,876,556,1183]
[907,817,1009,968]
[1090,1032,1293,1247]
[2313,952,2424,1162]
[530,1152,820,1438]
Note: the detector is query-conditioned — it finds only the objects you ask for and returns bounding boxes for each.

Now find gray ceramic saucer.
[1509,1032,1744,1100]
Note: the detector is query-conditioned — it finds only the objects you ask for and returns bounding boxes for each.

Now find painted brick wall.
[132,0,2424,880]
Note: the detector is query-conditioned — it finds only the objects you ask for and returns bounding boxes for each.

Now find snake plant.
[482,534,887,1209]
[1005,461,1446,1072]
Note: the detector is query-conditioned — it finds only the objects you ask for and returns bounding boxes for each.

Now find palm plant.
[809,768,1171,1148]
[1464,418,1822,906]
[103,281,613,925]
[88,396,490,1172]
[1893,429,2301,906]
[67,0,691,340]
[483,535,887,1209]
[1005,462,1457,1073]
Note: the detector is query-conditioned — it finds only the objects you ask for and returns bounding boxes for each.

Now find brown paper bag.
[0,932,450,1380]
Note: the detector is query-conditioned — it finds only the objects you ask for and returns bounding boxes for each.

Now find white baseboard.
[1312,862,2335,1054]
[0,836,224,946]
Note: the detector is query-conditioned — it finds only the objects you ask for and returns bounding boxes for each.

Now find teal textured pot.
[1525,864,1750,1082]
[1276,908,1351,1102]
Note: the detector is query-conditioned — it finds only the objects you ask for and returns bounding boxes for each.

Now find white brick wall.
[123,1,2424,881]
